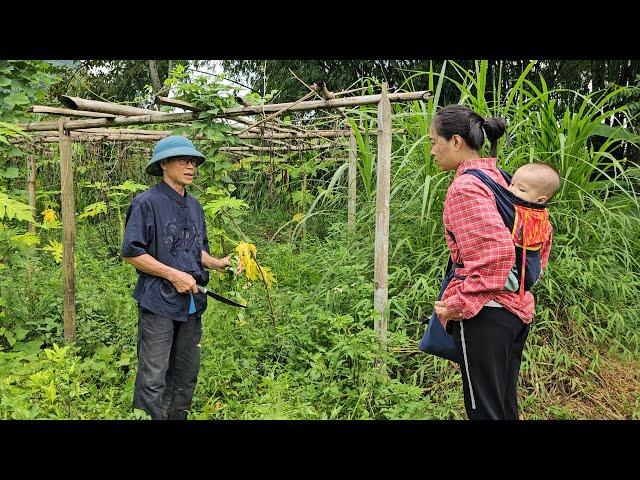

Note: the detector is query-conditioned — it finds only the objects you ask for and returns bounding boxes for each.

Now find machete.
[196,285,248,308]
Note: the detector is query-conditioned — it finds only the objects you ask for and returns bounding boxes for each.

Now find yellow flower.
[292,213,304,223]
[41,208,57,224]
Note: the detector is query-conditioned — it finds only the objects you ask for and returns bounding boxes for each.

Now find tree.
[49,60,190,107]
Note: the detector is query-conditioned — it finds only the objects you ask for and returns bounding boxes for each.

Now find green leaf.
[11,232,40,247]
[43,240,63,263]
[0,77,11,87]
[4,91,29,108]
[15,328,29,341]
[591,123,640,143]
[202,196,248,219]
[2,167,20,179]
[0,191,34,222]
[77,201,107,220]
[111,180,147,193]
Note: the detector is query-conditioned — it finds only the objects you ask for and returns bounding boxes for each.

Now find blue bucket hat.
[146,136,206,176]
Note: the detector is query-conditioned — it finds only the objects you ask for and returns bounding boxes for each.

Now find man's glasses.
[176,158,199,167]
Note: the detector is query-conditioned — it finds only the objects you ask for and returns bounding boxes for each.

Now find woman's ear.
[451,134,463,151]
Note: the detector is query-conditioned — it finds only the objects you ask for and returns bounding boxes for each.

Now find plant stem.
[250,250,276,326]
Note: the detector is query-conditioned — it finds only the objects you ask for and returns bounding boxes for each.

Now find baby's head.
[508,163,561,204]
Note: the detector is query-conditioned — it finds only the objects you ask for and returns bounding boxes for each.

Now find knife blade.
[196,285,248,308]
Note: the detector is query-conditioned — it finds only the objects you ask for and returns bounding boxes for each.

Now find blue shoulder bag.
[419,257,462,363]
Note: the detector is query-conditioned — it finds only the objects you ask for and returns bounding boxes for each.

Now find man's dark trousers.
[133,306,203,420]
[452,306,530,420]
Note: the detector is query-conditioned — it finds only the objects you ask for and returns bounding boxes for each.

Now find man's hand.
[234,255,244,275]
[219,255,244,275]
[434,300,457,322]
[217,255,232,272]
[202,251,244,274]
[169,270,197,294]
[123,254,197,294]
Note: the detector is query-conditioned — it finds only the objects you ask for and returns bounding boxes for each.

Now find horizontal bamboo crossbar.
[222,90,432,115]
[11,132,169,143]
[59,95,170,117]
[76,128,172,136]
[155,96,201,111]
[30,106,117,118]
[19,112,198,132]
[236,128,405,139]
[27,128,172,136]
[219,145,333,152]
[238,130,351,139]
[18,90,432,133]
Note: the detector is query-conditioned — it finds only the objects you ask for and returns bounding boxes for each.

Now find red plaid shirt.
[440,158,552,329]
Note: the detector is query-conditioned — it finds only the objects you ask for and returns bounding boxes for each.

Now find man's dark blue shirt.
[121,181,210,321]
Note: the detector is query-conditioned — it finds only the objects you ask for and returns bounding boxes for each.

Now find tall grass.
[275,60,640,417]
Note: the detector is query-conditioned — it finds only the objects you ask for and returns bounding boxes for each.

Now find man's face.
[161,156,198,186]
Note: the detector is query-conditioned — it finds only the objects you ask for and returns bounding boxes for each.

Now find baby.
[507,162,561,204]
[502,162,560,292]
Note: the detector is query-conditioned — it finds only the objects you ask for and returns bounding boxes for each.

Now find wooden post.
[348,132,357,234]
[59,118,76,344]
[27,154,36,235]
[26,151,37,309]
[301,171,307,240]
[373,83,392,348]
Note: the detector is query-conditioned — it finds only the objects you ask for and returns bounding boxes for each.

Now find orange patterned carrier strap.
[514,205,551,301]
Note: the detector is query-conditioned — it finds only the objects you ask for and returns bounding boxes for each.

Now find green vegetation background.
[0,60,639,419]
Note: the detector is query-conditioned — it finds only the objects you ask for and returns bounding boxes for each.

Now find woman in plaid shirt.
[429,105,554,420]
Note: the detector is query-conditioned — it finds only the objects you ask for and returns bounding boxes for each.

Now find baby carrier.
[419,167,552,363]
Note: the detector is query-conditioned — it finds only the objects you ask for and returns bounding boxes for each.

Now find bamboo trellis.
[12,84,433,348]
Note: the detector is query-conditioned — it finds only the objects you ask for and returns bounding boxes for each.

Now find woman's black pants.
[451,306,530,420]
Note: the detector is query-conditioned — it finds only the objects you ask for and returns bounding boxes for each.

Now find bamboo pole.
[221,90,431,116]
[59,95,170,117]
[219,145,332,153]
[30,106,118,118]
[12,133,169,143]
[157,96,302,134]
[348,132,357,234]
[238,130,353,139]
[19,90,432,132]
[373,83,392,348]
[59,118,76,345]
[25,128,171,136]
[236,88,320,136]
[301,171,307,240]
[76,128,172,135]
[155,95,201,111]
[20,112,198,132]
[229,117,299,135]
[27,154,36,235]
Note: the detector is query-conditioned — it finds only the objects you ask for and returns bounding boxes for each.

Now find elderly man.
[121,136,231,420]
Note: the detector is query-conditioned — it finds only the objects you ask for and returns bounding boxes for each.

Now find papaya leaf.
[0,191,34,223]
